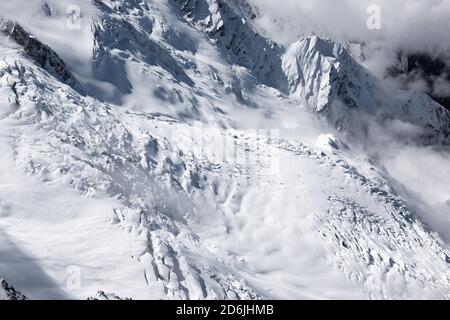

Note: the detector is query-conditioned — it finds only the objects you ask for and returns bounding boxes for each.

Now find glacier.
[0,0,449,300]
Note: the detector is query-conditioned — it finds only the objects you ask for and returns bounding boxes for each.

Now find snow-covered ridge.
[0,18,84,95]
[87,291,131,300]
[170,0,450,145]
[91,2,194,94]
[282,37,450,145]
[0,51,262,299]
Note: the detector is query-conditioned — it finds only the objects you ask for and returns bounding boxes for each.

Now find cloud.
[248,0,450,241]
[249,0,450,53]
[432,74,450,97]
[378,141,450,241]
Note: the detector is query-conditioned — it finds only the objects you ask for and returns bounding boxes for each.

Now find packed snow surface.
[0,0,449,300]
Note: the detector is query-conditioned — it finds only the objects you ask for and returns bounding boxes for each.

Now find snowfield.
[0,0,449,300]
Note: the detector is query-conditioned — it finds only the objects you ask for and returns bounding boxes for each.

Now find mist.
[249,0,450,52]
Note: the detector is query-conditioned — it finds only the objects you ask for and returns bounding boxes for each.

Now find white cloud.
[432,74,450,97]
[249,0,450,99]
[249,0,450,54]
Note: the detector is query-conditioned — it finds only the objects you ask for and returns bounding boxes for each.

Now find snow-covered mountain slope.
[0,0,449,300]
[172,0,450,144]
[172,0,286,90]
[245,0,450,115]
[282,37,450,145]
[0,18,85,95]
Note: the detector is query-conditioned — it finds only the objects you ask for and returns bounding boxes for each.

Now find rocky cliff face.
[0,279,28,300]
[282,37,450,144]
[0,18,84,95]
[171,0,450,145]
[172,0,286,90]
